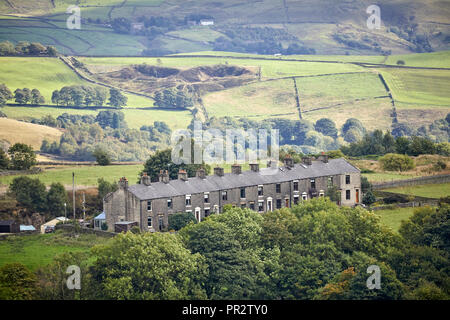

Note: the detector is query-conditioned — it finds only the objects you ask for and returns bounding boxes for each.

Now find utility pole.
[72,172,76,221]
[82,192,86,221]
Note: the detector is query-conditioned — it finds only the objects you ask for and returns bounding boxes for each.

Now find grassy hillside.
[1,1,449,55]
[0,118,62,150]
[376,207,416,232]
[382,183,450,199]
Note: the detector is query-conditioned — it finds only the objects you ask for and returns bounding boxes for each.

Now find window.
[346,190,351,200]
[147,216,152,228]
[205,209,210,217]
[302,192,307,201]
[293,181,299,191]
[167,199,172,208]
[346,175,351,184]
[258,201,264,212]
[185,195,191,206]
[328,177,333,188]
[276,184,281,193]
[294,195,299,205]
[147,200,152,211]
[258,185,264,196]
[204,193,209,203]
[240,187,246,198]
[222,191,228,201]
[276,199,282,209]
[310,179,316,189]
[249,202,255,211]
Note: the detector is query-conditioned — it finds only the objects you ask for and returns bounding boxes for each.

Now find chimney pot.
[196,168,206,179]
[141,172,151,186]
[250,163,259,172]
[178,169,188,181]
[214,167,224,177]
[231,164,242,174]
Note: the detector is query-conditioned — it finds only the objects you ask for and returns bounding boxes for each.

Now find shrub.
[168,212,197,231]
[379,153,415,171]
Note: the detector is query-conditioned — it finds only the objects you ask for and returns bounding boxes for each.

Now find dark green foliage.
[108,88,128,108]
[30,88,45,105]
[95,110,127,129]
[0,83,13,106]
[0,263,36,300]
[0,41,57,56]
[154,88,194,109]
[142,149,211,182]
[362,190,376,206]
[0,147,9,169]
[9,176,47,212]
[315,118,338,138]
[168,212,197,231]
[97,178,118,201]
[92,148,111,166]
[14,88,31,104]
[379,153,415,171]
[8,143,36,170]
[361,176,372,193]
[52,86,108,107]
[46,183,68,218]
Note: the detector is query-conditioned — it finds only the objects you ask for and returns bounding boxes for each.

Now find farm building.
[0,220,20,233]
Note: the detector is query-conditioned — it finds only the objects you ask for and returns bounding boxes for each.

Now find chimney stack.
[119,177,128,189]
[231,164,242,174]
[159,170,170,183]
[141,172,151,186]
[250,163,259,172]
[302,156,312,166]
[284,155,294,168]
[196,168,206,179]
[318,152,329,163]
[214,167,224,177]
[178,169,188,181]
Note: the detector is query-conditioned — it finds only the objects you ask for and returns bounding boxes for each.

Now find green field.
[0,230,109,271]
[385,51,450,68]
[0,164,143,187]
[363,172,417,183]
[379,68,450,107]
[382,183,450,199]
[376,207,416,232]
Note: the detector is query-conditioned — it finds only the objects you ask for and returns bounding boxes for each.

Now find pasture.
[376,207,416,232]
[381,183,450,199]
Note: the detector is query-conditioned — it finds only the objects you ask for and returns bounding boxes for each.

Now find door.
[285,198,289,208]
[267,198,273,212]
[356,189,360,203]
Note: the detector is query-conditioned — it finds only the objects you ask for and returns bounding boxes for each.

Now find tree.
[51,90,60,106]
[0,83,12,106]
[325,185,341,203]
[168,212,197,231]
[91,232,207,299]
[8,176,47,212]
[361,176,372,193]
[93,148,111,166]
[14,88,31,104]
[362,190,376,206]
[97,178,118,201]
[31,88,45,105]
[379,153,415,171]
[142,149,210,182]
[395,136,411,154]
[46,45,57,56]
[0,148,9,170]
[28,42,46,55]
[315,118,338,138]
[396,60,405,66]
[108,88,128,108]
[8,143,36,170]
[47,183,68,217]
[0,263,36,300]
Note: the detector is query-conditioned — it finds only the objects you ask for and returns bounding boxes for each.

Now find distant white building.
[200,19,214,26]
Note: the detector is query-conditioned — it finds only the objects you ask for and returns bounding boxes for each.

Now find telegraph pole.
[72,172,76,221]
[82,192,86,221]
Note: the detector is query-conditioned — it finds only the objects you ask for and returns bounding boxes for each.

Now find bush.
[168,212,197,231]
[379,153,415,171]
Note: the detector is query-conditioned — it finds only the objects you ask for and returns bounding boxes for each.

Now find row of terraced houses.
[103,155,361,232]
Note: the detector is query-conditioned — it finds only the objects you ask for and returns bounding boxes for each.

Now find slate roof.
[128,158,359,201]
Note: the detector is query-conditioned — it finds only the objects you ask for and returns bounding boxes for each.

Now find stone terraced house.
[103,155,361,232]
